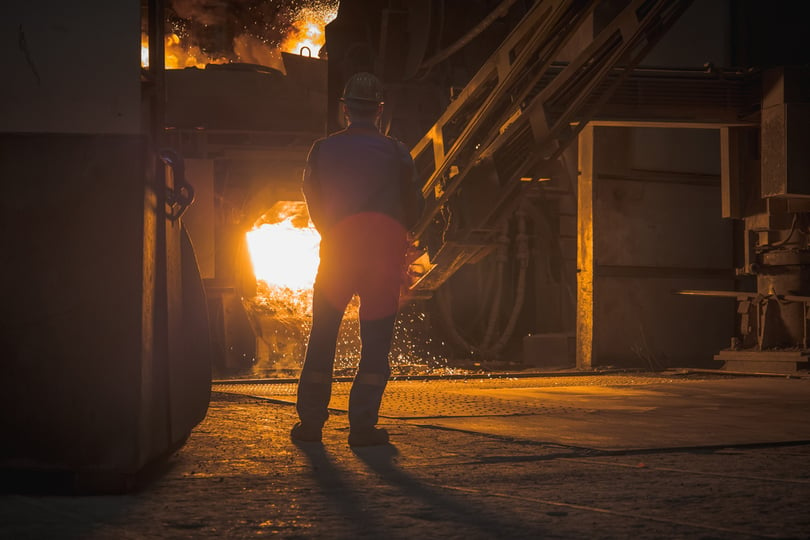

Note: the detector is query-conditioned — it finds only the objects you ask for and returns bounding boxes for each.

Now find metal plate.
[213,374,699,419]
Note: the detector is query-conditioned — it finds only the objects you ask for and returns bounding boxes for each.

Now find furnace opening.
[244,201,453,378]
[247,201,321,295]
[245,201,324,377]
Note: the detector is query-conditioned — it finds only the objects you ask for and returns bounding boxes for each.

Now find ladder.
[407,0,694,296]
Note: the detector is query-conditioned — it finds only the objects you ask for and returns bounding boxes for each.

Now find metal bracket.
[160,149,195,222]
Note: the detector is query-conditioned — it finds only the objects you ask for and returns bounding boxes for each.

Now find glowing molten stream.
[247,218,321,291]
[281,6,336,57]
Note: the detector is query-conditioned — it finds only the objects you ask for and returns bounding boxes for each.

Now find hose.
[480,222,509,349]
[437,201,531,357]
[437,285,479,353]
[486,206,530,353]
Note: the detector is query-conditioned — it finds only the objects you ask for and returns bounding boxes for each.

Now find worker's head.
[341,72,384,125]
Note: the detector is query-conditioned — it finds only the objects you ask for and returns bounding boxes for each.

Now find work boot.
[290,422,322,443]
[348,427,389,447]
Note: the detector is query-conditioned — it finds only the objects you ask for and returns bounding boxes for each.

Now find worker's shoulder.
[319,129,410,160]
[316,128,353,148]
[380,133,412,157]
[382,133,406,146]
[309,130,360,154]
[326,129,405,148]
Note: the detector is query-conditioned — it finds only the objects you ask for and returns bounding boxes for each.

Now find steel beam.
[577,125,595,370]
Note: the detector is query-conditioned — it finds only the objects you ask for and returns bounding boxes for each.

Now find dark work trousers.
[296,213,406,431]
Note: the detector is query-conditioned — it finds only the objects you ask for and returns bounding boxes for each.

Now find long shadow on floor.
[351,442,549,537]
[293,439,388,538]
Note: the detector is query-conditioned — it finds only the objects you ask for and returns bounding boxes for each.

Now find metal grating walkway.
[212,373,703,419]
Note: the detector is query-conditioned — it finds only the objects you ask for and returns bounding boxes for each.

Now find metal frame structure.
[407,0,698,295]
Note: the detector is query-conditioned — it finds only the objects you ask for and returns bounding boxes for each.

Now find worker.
[292,72,424,446]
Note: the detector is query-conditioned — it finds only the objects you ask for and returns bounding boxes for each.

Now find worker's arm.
[302,140,325,231]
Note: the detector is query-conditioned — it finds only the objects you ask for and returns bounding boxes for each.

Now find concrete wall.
[592,127,734,368]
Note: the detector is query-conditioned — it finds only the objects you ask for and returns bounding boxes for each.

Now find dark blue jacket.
[302,120,424,235]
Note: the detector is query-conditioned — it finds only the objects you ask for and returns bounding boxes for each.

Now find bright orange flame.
[140,32,228,69]
[280,6,337,57]
[141,3,336,69]
[247,217,321,291]
[141,34,149,67]
[165,33,229,69]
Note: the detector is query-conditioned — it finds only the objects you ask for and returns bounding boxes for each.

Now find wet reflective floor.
[3,371,810,539]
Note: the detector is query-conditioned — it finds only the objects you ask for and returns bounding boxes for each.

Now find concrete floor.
[2,371,809,539]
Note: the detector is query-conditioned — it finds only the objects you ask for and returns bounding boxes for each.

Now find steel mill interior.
[2,1,810,536]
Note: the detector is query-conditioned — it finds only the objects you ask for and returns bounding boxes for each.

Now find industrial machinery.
[168,0,809,375]
[678,66,810,373]
[163,53,328,376]
[325,0,809,371]
[149,0,810,378]
[1,0,335,489]
[2,0,807,491]
[0,1,213,490]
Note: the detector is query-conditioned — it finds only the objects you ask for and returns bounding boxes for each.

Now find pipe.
[487,207,530,353]
[437,285,479,353]
[436,202,531,357]
[418,0,519,71]
[480,222,510,350]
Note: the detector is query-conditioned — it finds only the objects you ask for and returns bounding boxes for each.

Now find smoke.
[233,33,284,70]
[167,0,337,62]
[170,0,235,26]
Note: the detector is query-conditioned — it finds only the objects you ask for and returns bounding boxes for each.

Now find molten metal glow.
[140,32,227,69]
[280,6,337,57]
[141,3,337,69]
[165,33,228,69]
[141,34,149,67]
[247,218,321,291]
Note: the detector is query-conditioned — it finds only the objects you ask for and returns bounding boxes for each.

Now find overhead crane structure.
[371,0,807,371]
[395,0,722,362]
[407,0,710,295]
